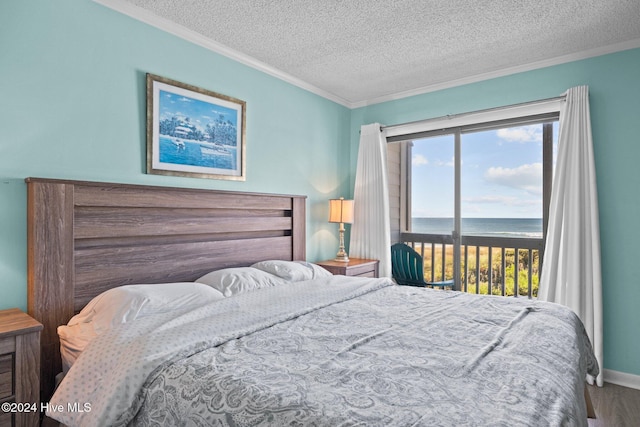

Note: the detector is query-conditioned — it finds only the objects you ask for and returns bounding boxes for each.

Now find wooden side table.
[0,308,43,427]
[316,258,379,278]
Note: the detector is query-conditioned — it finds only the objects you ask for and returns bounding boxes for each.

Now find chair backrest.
[390,243,425,286]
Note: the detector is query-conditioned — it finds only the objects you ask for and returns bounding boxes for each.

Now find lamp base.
[334,254,349,262]
[334,225,349,262]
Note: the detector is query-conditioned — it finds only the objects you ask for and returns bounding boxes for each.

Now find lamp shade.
[328,198,354,224]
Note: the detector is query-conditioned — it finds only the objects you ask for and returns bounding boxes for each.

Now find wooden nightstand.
[316,258,379,278]
[0,308,43,427]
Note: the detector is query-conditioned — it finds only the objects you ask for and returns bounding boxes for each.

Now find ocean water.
[159,136,236,170]
[412,217,542,238]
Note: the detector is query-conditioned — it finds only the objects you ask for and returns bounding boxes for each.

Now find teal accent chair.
[390,243,455,289]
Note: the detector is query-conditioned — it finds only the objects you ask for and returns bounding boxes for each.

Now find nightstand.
[316,258,379,278]
[0,308,43,427]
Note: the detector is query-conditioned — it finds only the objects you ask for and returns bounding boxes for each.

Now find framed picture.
[146,73,246,180]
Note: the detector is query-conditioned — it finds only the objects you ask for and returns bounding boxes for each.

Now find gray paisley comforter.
[49,276,598,427]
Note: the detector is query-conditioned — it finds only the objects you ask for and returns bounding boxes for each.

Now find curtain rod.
[380,95,566,132]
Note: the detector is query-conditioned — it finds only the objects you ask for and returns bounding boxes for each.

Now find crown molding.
[94,0,640,110]
[352,38,640,108]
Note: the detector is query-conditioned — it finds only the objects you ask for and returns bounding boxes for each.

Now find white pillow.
[251,260,333,281]
[195,267,286,297]
[58,323,95,374]
[306,262,334,279]
[58,282,224,371]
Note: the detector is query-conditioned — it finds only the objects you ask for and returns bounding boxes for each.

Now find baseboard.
[604,369,640,390]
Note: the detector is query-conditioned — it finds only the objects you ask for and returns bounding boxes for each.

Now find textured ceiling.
[105,0,640,106]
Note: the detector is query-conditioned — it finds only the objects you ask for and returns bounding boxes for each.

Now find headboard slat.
[74,230,290,250]
[74,184,293,209]
[75,213,292,239]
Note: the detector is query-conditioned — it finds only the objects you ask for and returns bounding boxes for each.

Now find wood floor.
[587,382,640,426]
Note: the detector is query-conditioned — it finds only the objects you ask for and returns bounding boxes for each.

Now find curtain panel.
[350,123,392,277]
[539,85,603,386]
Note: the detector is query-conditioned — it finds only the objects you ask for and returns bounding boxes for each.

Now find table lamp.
[328,197,354,262]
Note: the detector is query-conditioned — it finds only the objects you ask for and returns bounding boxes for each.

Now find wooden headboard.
[25,177,306,401]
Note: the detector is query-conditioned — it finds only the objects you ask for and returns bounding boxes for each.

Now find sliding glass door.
[402,118,557,296]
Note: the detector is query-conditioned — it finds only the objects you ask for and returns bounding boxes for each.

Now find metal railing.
[401,232,544,298]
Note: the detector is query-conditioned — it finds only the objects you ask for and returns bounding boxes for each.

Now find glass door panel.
[459,124,547,295]
[409,134,455,282]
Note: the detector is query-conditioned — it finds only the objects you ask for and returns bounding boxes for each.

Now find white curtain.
[350,123,392,277]
[539,86,603,386]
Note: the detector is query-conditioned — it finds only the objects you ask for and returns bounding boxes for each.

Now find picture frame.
[146,73,246,180]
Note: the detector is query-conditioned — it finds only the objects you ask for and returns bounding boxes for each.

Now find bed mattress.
[49,276,598,427]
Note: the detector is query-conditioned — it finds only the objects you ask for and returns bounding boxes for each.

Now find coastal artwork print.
[146,74,246,180]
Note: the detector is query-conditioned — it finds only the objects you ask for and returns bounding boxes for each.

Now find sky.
[159,90,238,131]
[411,122,558,219]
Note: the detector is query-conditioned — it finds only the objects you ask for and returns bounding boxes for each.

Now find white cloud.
[484,162,542,195]
[211,109,230,117]
[435,156,455,167]
[497,125,542,143]
[412,154,428,166]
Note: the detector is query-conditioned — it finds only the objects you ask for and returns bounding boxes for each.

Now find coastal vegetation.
[160,115,237,146]
[417,244,539,297]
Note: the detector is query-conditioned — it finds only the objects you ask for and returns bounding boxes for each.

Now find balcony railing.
[401,232,544,298]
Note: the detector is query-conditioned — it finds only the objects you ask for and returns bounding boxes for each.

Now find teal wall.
[352,48,640,377]
[2,0,638,379]
[0,0,351,311]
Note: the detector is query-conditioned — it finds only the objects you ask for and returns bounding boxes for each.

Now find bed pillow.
[58,282,224,372]
[195,267,287,297]
[251,260,333,281]
[306,262,334,279]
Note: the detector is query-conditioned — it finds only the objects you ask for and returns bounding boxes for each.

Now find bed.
[26,178,598,426]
